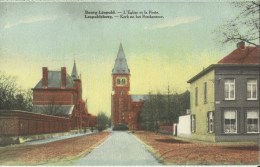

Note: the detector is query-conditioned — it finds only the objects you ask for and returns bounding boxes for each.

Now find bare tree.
[0,72,32,111]
[217,1,260,47]
[41,96,63,115]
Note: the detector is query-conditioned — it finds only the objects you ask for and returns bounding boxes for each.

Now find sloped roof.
[112,43,130,74]
[218,46,259,64]
[131,95,149,102]
[71,60,79,79]
[32,105,74,116]
[34,71,74,89]
[187,64,259,83]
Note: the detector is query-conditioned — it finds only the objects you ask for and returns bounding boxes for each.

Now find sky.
[0,1,240,116]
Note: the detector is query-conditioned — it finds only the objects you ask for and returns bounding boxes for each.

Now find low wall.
[159,125,173,134]
[0,110,70,136]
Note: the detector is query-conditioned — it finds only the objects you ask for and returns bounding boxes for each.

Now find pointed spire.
[112,43,130,74]
[71,60,79,79]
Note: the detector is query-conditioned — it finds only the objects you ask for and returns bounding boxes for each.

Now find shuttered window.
[224,110,237,133]
[247,110,259,133]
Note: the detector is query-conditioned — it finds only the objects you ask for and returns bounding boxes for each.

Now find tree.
[217,1,260,47]
[140,90,190,132]
[96,112,110,131]
[0,72,32,111]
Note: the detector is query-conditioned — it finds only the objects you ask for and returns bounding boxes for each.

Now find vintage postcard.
[0,0,259,166]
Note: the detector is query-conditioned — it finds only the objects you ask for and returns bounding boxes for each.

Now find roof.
[131,95,149,102]
[71,60,79,79]
[218,46,259,64]
[188,45,259,83]
[32,105,74,116]
[187,64,259,83]
[112,43,130,74]
[34,71,74,89]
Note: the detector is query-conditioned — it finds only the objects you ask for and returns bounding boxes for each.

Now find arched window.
[117,79,121,85]
[122,79,126,85]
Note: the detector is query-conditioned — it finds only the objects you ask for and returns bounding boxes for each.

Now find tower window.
[117,79,121,85]
[122,79,126,85]
[116,77,127,86]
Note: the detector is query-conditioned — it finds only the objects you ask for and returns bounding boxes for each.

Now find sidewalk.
[0,131,110,165]
[25,130,98,145]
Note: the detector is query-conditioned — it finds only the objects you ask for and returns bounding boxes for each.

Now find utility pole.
[167,83,170,124]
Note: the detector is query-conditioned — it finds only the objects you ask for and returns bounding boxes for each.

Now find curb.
[0,129,93,146]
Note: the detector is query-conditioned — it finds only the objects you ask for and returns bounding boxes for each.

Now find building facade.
[32,61,93,129]
[188,42,259,142]
[111,44,147,130]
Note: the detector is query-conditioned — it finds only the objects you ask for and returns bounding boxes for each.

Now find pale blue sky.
[0,2,239,115]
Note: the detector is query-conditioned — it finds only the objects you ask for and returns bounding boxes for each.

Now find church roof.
[112,43,130,74]
[32,105,74,116]
[71,60,79,79]
[34,71,74,89]
[131,95,149,102]
[218,46,259,64]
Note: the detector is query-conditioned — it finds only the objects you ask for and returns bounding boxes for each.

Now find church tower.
[111,43,130,127]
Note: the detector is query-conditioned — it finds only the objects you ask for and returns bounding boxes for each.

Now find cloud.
[4,15,58,29]
[145,16,201,30]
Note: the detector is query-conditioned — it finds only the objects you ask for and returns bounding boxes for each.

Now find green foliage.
[112,124,129,131]
[96,112,110,131]
[0,72,33,111]
[140,90,190,131]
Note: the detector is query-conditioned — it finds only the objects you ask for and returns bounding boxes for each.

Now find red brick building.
[111,44,148,130]
[32,61,93,129]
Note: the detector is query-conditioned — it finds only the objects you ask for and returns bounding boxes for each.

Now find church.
[111,44,148,130]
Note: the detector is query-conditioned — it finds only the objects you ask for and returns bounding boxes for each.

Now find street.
[74,131,161,165]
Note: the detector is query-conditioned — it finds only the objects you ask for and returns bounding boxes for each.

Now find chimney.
[237,41,245,49]
[61,67,66,88]
[42,67,48,88]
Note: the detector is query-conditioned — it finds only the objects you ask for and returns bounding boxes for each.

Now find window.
[247,110,259,133]
[224,79,235,100]
[224,110,237,133]
[195,87,198,106]
[247,79,257,100]
[116,77,127,86]
[208,111,214,133]
[122,79,126,85]
[204,82,207,104]
[191,115,196,133]
[117,79,121,85]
